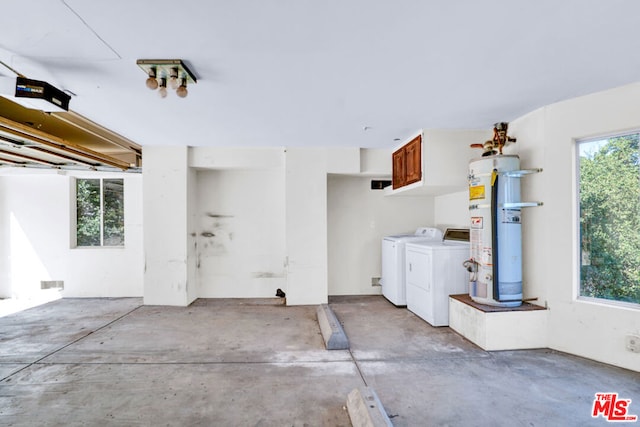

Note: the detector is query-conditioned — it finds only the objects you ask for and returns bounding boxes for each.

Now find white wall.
[510,82,640,372]
[327,175,434,295]
[434,190,468,230]
[195,168,286,298]
[0,169,143,299]
[0,172,67,299]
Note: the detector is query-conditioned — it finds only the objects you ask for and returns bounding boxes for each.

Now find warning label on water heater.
[471,217,483,229]
[501,209,521,224]
[469,185,485,200]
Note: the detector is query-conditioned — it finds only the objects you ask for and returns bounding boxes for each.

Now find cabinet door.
[392,147,406,189]
[404,135,422,185]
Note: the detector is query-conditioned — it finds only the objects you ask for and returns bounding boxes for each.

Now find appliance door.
[405,246,434,324]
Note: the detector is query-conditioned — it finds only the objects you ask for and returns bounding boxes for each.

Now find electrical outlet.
[626,335,640,353]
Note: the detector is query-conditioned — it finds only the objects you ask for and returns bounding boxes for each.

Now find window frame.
[72,177,125,249]
[575,130,640,309]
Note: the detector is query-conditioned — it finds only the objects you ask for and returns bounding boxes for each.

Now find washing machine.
[381,227,443,306]
[404,228,470,326]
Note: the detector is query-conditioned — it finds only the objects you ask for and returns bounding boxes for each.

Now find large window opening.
[578,132,640,305]
[75,178,124,247]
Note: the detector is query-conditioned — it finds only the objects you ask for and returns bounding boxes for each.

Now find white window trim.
[71,177,125,249]
[575,130,640,309]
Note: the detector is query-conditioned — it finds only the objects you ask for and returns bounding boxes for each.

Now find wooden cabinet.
[392,134,422,189]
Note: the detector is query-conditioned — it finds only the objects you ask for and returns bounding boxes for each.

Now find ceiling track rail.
[0,134,83,166]
[0,156,24,165]
[0,134,36,147]
[0,133,101,168]
[0,116,131,170]
[0,148,61,166]
[0,133,142,172]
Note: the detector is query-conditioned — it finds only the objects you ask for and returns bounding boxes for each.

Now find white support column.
[284,148,329,305]
[143,146,193,306]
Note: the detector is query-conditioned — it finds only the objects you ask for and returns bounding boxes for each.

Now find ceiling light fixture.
[136,59,197,98]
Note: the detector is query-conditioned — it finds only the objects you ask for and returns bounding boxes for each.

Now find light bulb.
[145,67,158,90]
[169,68,180,89]
[146,76,159,90]
[176,79,188,98]
[158,78,168,98]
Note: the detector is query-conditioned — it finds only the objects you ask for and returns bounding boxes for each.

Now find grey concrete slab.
[0,361,357,426]
[359,351,640,427]
[0,364,27,380]
[2,295,639,426]
[330,295,488,360]
[45,302,351,364]
[0,298,142,363]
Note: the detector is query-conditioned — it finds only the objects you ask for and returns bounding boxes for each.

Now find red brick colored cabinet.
[392,147,406,189]
[392,135,422,189]
[404,135,422,185]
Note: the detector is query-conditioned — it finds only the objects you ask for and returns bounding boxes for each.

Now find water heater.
[467,155,542,307]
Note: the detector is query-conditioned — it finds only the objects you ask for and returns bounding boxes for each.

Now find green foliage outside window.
[76,178,124,247]
[579,133,640,304]
[103,179,125,246]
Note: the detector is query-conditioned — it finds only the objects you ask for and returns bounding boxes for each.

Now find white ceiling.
[1,0,640,149]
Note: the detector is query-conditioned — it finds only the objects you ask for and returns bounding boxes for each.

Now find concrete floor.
[0,296,638,426]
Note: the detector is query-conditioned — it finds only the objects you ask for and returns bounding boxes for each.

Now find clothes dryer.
[405,229,470,326]
[381,227,443,306]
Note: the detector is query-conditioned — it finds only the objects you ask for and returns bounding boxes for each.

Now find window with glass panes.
[76,178,124,247]
[578,132,640,305]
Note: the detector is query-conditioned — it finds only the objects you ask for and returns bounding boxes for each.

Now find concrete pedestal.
[448,294,548,351]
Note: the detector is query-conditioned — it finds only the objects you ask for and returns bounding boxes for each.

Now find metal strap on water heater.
[468,168,543,181]
[470,201,543,210]
[501,168,543,177]
[501,202,543,208]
